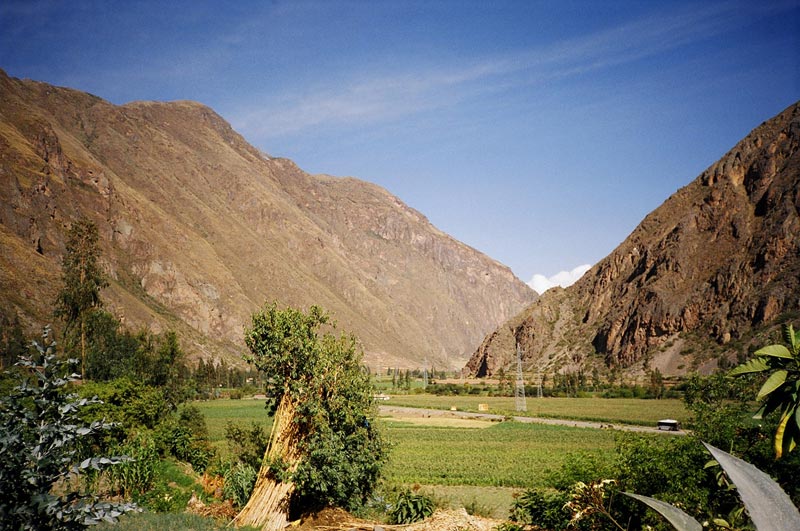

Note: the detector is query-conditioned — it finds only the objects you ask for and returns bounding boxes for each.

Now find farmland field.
[384,419,616,489]
[384,395,689,426]
[195,398,618,491]
[194,399,273,454]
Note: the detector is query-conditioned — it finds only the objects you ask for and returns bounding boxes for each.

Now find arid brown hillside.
[0,70,536,369]
[467,101,800,378]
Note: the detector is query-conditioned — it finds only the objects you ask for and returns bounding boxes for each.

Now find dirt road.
[378,405,686,435]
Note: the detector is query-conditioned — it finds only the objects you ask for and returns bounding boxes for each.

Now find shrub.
[223,462,258,507]
[388,489,435,524]
[109,432,159,497]
[154,421,213,472]
[614,434,723,528]
[510,488,571,530]
[0,329,137,529]
[225,421,269,470]
[545,451,617,491]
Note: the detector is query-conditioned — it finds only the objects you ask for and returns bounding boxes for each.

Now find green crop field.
[384,395,689,426]
[383,419,616,489]
[194,399,273,454]
[195,398,618,493]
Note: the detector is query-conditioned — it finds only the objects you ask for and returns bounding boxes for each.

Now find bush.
[545,451,617,491]
[223,462,258,507]
[510,488,571,530]
[388,490,435,524]
[0,329,137,529]
[109,432,159,497]
[225,421,269,471]
[79,378,174,434]
[614,434,723,528]
[154,422,214,473]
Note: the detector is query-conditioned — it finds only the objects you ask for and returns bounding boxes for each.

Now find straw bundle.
[231,396,302,530]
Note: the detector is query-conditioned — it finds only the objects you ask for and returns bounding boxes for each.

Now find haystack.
[230,396,301,530]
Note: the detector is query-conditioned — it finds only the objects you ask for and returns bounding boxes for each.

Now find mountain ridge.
[467,101,800,378]
[0,70,536,369]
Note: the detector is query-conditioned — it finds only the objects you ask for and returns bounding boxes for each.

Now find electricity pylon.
[515,343,527,412]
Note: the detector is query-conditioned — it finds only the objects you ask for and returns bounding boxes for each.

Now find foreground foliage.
[620,443,800,531]
[730,322,800,458]
[0,329,137,529]
[388,489,435,524]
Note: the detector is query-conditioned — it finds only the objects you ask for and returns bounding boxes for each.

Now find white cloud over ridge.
[528,264,591,294]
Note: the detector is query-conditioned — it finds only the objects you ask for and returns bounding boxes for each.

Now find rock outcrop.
[467,101,800,377]
[0,70,536,369]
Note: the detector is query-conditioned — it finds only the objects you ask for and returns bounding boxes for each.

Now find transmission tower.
[533,371,543,398]
[515,343,527,412]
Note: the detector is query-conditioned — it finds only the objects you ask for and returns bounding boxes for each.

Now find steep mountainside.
[0,70,536,369]
[467,101,800,378]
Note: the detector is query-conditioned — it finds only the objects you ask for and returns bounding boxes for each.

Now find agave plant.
[624,443,800,531]
[729,323,800,458]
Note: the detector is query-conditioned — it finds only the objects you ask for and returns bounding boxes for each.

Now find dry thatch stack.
[231,397,302,530]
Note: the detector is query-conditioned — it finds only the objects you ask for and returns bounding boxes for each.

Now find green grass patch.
[385,395,689,426]
[95,511,252,531]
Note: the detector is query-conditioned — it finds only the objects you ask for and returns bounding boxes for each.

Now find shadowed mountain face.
[467,102,800,378]
[0,70,536,369]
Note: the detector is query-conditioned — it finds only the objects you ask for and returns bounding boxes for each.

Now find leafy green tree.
[730,323,800,458]
[243,303,388,512]
[55,217,108,379]
[0,328,137,529]
[85,310,140,381]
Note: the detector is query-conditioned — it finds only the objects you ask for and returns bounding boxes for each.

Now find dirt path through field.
[378,405,687,435]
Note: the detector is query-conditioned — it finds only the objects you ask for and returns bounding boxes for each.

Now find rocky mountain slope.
[467,101,800,378]
[0,70,536,369]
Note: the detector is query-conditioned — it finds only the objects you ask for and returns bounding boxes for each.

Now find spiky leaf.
[705,443,800,530]
[623,492,702,531]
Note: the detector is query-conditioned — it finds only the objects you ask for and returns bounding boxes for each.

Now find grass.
[95,511,258,531]
[420,485,519,519]
[384,395,689,426]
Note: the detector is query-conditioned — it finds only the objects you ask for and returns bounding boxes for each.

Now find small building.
[657,419,681,431]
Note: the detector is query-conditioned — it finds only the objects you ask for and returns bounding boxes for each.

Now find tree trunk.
[80,317,86,380]
[231,396,302,530]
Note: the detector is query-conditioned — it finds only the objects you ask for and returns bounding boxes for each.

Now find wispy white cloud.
[230,2,782,139]
[528,264,591,294]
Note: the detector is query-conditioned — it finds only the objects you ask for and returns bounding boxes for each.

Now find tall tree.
[55,217,107,379]
[232,303,387,530]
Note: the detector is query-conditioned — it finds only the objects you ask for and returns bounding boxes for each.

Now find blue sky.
[2,1,798,291]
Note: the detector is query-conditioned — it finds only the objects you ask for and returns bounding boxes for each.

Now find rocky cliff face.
[467,101,800,377]
[0,70,536,369]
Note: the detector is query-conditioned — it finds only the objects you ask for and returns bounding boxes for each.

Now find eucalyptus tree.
[55,217,107,379]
